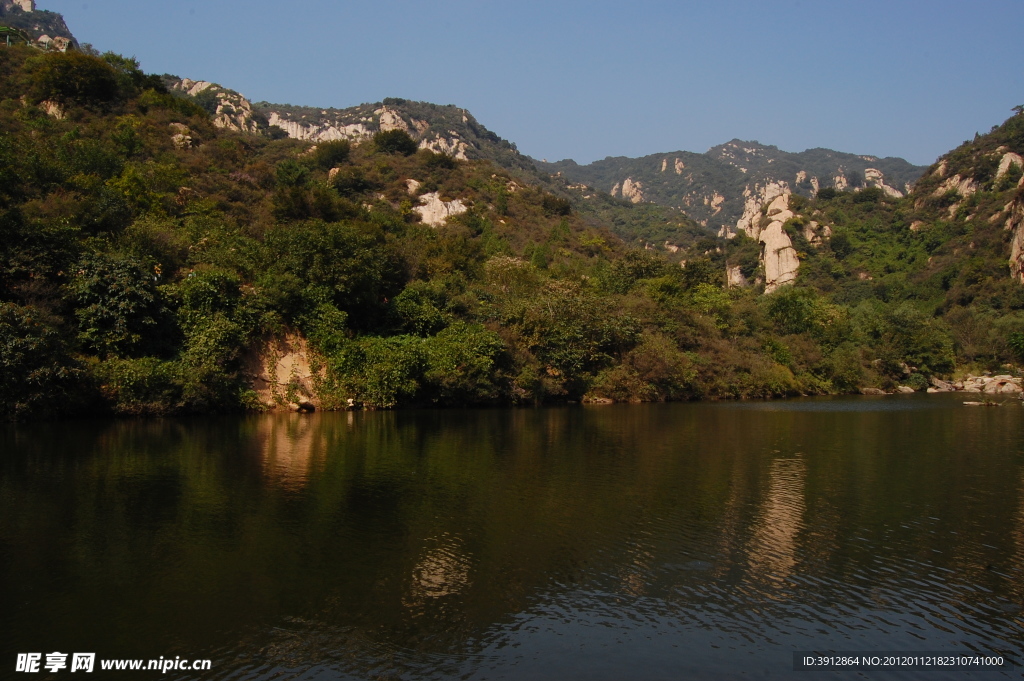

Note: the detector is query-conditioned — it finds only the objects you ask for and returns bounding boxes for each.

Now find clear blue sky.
[43,0,1024,166]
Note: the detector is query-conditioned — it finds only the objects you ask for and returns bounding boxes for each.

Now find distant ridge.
[0,0,77,49]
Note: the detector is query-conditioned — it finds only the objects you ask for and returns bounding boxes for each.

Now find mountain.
[5,40,1024,423]
[164,76,930,257]
[0,0,77,49]
[537,142,927,237]
[163,78,703,250]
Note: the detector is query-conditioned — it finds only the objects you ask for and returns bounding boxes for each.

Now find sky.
[41,0,1024,166]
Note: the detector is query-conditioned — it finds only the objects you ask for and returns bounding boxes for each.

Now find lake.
[2,394,1023,679]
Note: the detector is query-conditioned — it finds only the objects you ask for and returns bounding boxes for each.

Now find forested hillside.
[1,44,1023,420]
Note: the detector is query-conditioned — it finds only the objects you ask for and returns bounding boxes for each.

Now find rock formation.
[997,152,1024,181]
[864,168,904,198]
[245,334,322,411]
[266,111,371,143]
[620,178,644,203]
[407,179,467,226]
[726,265,749,288]
[171,79,260,134]
[753,194,802,294]
[736,181,789,239]
[1007,197,1024,282]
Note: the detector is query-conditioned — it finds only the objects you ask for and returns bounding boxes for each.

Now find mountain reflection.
[3,396,1024,679]
[746,457,806,589]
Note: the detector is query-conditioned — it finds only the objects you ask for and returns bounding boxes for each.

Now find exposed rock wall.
[406,179,467,226]
[244,334,321,411]
[759,194,800,293]
[736,181,789,239]
[620,177,644,203]
[864,168,904,198]
[1007,198,1024,282]
[997,152,1024,181]
[266,111,371,142]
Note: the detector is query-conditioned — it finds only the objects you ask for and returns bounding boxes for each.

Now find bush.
[310,140,350,169]
[71,252,168,358]
[541,194,572,216]
[27,51,121,107]
[373,129,418,156]
[92,357,181,414]
[423,322,507,404]
[0,302,81,419]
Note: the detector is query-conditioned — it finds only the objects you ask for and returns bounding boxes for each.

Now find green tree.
[0,302,80,419]
[71,252,168,358]
[373,129,418,156]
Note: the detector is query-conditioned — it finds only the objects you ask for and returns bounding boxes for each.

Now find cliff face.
[164,82,534,174]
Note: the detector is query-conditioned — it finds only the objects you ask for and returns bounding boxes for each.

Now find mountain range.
[3,4,1024,421]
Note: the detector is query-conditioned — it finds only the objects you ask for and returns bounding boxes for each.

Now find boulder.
[759,221,799,293]
[895,386,916,394]
[861,388,887,395]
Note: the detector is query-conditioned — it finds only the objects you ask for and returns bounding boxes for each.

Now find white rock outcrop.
[1007,198,1024,282]
[833,174,848,191]
[266,111,371,143]
[737,193,802,294]
[661,158,668,172]
[170,79,259,134]
[996,152,1024,181]
[244,334,322,411]
[419,136,469,160]
[760,221,800,294]
[705,192,725,215]
[726,265,749,288]
[932,174,979,199]
[169,122,192,149]
[674,158,685,175]
[736,181,789,239]
[39,99,63,119]
[415,192,467,227]
[864,168,904,198]
[376,107,410,134]
[620,178,644,203]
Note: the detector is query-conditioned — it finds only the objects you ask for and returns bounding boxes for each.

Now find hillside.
[3,43,1024,422]
[164,78,706,253]
[538,141,926,236]
[0,0,77,49]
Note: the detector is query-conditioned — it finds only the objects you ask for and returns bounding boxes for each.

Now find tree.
[26,51,121,107]
[373,129,418,156]
[0,302,80,419]
[71,252,168,358]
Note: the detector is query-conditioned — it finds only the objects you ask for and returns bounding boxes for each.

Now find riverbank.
[860,374,1023,396]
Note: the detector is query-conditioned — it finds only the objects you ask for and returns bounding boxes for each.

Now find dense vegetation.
[2,44,1023,420]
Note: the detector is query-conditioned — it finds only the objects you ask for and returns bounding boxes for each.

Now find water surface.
[2,394,1024,679]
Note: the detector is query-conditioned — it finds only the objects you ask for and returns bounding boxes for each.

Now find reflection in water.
[2,395,1024,680]
[746,458,806,588]
[256,415,320,488]
[408,534,472,603]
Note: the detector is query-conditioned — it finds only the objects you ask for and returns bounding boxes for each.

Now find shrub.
[92,357,181,414]
[310,140,350,169]
[373,129,418,156]
[0,302,81,419]
[26,51,121,107]
[423,322,507,404]
[71,252,168,358]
